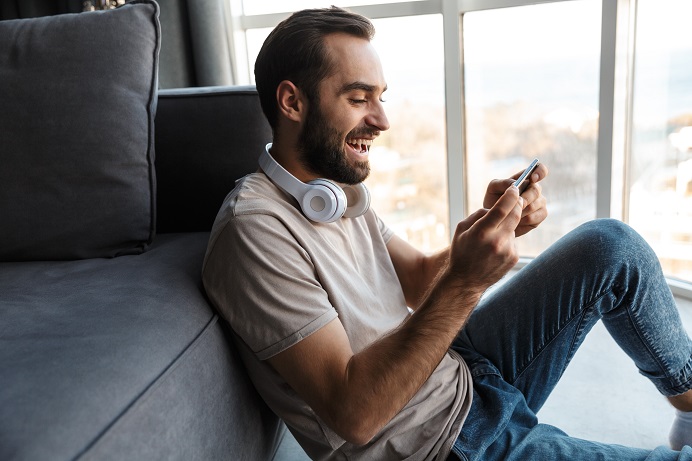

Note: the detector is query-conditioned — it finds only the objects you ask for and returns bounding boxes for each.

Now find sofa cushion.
[0,0,160,261]
[0,233,284,460]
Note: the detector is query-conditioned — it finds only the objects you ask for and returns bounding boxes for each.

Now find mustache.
[347,127,379,139]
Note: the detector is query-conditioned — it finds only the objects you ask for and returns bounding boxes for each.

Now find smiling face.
[298,33,390,185]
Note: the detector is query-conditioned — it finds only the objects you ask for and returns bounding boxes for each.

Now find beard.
[298,103,372,185]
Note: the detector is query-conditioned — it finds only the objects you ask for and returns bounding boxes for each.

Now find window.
[230,0,692,293]
[627,0,692,282]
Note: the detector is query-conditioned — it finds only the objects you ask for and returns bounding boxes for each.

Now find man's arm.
[267,185,524,445]
[385,235,448,310]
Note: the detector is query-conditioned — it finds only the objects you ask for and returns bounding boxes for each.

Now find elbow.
[337,421,378,447]
[349,434,375,447]
[321,361,390,446]
[329,407,382,446]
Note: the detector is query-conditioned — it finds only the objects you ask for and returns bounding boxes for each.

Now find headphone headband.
[259,143,370,223]
[258,144,307,199]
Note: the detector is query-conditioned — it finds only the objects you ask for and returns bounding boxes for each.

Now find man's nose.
[366,100,390,132]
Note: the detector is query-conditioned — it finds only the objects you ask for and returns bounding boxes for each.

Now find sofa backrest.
[155,86,273,233]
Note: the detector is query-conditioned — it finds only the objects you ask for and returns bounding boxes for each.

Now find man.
[202,6,692,460]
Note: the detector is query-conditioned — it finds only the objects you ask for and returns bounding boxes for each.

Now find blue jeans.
[447,219,692,461]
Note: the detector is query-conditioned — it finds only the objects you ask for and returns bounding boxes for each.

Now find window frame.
[227,0,692,299]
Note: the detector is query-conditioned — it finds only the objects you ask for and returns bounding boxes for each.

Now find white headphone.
[259,143,370,223]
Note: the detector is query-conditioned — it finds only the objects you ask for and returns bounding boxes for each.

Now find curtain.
[0,0,81,19]
[157,0,234,88]
[0,0,235,89]
[185,0,234,87]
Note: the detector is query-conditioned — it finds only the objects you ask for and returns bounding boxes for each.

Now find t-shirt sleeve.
[374,209,395,244]
[202,212,338,360]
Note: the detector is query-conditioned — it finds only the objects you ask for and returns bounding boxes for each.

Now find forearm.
[387,234,456,310]
[330,270,481,444]
[412,249,450,308]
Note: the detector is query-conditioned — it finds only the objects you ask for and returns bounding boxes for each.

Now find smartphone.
[513,158,539,194]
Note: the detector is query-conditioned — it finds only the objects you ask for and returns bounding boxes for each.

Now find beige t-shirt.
[202,173,472,460]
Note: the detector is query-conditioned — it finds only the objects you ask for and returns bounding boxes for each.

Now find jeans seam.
[621,245,668,376]
[510,287,611,386]
[621,254,684,389]
[452,445,469,461]
[625,290,672,381]
[614,275,690,395]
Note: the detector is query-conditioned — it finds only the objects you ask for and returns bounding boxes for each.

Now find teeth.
[346,138,373,152]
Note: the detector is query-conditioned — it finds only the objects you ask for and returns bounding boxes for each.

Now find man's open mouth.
[346,138,373,154]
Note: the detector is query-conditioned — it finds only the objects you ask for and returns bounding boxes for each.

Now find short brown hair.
[254,6,375,129]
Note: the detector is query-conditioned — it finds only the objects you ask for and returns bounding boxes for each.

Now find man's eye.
[349,98,367,104]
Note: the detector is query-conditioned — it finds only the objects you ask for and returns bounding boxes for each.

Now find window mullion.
[596,0,618,219]
[597,0,635,220]
[443,1,466,235]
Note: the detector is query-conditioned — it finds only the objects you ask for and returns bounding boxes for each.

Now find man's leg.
[450,219,692,459]
[671,394,692,411]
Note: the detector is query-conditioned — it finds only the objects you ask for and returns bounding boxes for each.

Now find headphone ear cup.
[302,179,347,223]
[342,183,371,218]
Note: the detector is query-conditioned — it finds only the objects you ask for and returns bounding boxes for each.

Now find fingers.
[517,203,548,232]
[452,187,522,245]
[510,162,549,182]
[448,188,521,289]
[523,194,547,220]
[532,162,549,182]
[479,185,523,231]
[519,182,542,214]
[479,162,549,239]
[514,163,546,217]
[455,208,488,235]
[488,178,515,194]
[515,185,548,237]
[484,163,549,208]
[483,178,514,208]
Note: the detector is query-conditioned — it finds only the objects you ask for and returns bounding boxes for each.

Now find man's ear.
[276,80,306,123]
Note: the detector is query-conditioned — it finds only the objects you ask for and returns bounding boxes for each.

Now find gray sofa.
[0,2,286,459]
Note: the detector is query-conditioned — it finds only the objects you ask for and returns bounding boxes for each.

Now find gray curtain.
[186,0,233,87]
[0,0,235,89]
[0,0,81,18]
[157,0,234,88]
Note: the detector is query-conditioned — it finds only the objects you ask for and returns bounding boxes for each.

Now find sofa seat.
[0,233,283,460]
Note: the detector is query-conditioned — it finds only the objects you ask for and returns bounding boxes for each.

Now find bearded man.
[202,6,692,460]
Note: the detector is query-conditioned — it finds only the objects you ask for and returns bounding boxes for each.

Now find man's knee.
[570,219,658,271]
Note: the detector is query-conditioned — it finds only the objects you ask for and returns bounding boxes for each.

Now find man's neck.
[268,138,315,183]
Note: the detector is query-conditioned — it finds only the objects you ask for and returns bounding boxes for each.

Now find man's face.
[298,33,389,185]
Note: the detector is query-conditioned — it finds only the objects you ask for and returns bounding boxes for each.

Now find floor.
[274,295,692,460]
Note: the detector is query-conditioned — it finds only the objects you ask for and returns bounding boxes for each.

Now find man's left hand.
[483,162,549,237]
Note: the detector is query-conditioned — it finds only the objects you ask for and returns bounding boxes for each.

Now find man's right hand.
[446,184,524,295]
